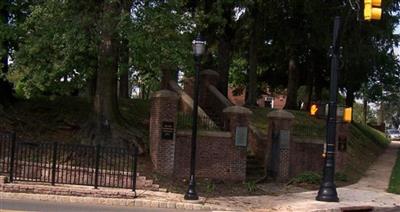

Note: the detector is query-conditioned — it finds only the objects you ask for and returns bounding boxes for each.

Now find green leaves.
[128,0,194,82]
[8,0,100,97]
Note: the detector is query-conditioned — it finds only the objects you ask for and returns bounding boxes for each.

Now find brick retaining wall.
[174,131,246,181]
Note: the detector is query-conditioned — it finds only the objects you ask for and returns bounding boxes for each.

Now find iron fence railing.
[0,132,138,191]
[0,132,14,174]
[177,112,220,131]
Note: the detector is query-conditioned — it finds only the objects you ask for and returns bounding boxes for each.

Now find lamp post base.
[184,187,199,200]
[316,182,339,202]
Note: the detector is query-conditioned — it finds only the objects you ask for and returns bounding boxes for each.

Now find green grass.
[288,171,348,187]
[176,112,219,131]
[289,171,322,185]
[388,150,400,194]
[250,108,273,131]
[289,110,326,139]
[249,108,391,186]
[341,123,390,183]
[352,122,390,148]
[250,108,326,139]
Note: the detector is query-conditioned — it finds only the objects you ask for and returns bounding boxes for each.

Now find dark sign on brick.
[161,122,174,140]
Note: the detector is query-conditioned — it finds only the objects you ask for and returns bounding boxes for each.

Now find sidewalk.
[206,140,400,211]
[1,141,399,211]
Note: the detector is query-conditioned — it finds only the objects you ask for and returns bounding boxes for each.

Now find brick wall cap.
[267,109,295,119]
[223,106,252,115]
[293,137,324,144]
[151,90,179,99]
[177,130,231,138]
[200,69,219,78]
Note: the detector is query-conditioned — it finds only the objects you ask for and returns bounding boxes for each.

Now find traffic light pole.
[316,16,341,202]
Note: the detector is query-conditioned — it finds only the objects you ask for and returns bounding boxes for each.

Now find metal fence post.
[94,144,100,189]
[9,132,16,182]
[131,146,138,194]
[51,142,58,186]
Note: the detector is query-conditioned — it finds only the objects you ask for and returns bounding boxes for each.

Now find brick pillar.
[199,69,219,108]
[182,77,194,97]
[200,69,219,86]
[267,110,295,182]
[149,90,178,175]
[160,67,177,90]
[223,106,252,181]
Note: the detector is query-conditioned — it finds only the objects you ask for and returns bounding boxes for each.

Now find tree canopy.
[1,0,399,145]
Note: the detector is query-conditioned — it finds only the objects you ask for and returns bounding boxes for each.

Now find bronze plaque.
[235,127,248,147]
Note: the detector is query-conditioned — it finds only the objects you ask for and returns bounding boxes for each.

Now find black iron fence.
[0,132,14,174]
[177,112,220,131]
[0,132,138,191]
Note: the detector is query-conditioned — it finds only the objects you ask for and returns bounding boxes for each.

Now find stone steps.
[246,155,265,181]
[203,107,224,129]
[136,173,161,191]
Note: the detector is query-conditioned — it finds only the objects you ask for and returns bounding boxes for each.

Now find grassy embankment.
[250,108,390,187]
[388,150,400,194]
[0,97,150,145]
[250,108,326,139]
[0,99,393,194]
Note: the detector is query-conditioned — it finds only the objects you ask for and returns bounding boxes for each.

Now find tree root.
[81,118,145,154]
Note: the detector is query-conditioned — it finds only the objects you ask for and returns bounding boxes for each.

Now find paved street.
[0,199,192,212]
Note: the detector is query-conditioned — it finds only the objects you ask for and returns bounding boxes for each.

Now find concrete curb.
[0,192,233,211]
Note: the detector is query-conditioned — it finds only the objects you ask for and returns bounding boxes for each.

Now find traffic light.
[364,0,382,21]
[343,107,352,123]
[310,104,318,116]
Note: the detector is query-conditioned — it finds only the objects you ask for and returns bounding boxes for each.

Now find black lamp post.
[316,16,341,202]
[184,34,206,201]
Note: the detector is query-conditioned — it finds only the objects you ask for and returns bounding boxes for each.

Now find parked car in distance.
[386,129,400,141]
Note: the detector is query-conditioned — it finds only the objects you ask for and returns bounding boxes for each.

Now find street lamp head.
[192,34,206,57]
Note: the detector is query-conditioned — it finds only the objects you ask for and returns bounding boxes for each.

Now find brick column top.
[200,69,220,78]
[223,106,252,115]
[151,90,179,99]
[267,110,295,120]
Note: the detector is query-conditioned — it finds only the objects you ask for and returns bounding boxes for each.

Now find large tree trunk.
[119,39,129,98]
[93,0,121,145]
[118,0,131,99]
[0,2,13,105]
[87,72,97,98]
[245,5,261,107]
[216,5,234,97]
[217,36,233,97]
[345,88,355,107]
[88,0,141,151]
[377,101,384,126]
[363,98,368,124]
[284,57,299,110]
[305,60,315,110]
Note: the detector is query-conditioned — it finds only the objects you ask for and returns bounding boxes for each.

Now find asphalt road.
[0,199,195,212]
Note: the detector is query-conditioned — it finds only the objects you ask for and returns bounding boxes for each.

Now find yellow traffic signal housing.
[364,0,382,21]
[343,107,352,123]
[310,104,318,116]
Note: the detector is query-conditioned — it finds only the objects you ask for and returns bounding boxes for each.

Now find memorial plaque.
[235,127,248,147]
[279,130,290,149]
[161,121,174,140]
